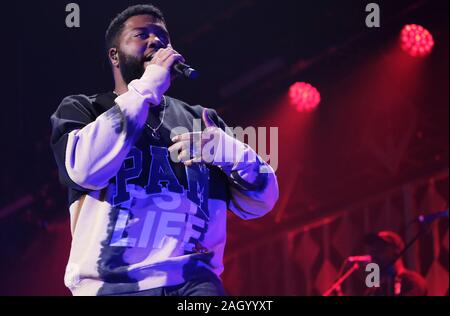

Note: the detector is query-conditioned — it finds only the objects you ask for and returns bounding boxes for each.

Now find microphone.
[347,255,372,262]
[144,52,199,80]
[173,62,199,80]
[417,209,449,224]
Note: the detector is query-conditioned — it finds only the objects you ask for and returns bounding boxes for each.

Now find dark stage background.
[1,0,448,295]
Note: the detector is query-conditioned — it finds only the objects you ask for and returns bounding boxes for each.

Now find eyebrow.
[130,25,169,36]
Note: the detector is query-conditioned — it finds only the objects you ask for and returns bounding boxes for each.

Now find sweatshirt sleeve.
[207,109,279,220]
[50,65,170,190]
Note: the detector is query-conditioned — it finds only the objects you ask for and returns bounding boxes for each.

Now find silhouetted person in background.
[365,231,427,296]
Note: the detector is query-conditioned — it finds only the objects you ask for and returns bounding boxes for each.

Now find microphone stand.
[323,262,361,296]
[383,209,448,275]
[379,209,448,295]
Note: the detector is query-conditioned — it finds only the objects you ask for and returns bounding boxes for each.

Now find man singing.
[50,4,279,296]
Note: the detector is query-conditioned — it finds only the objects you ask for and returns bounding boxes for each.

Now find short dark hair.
[365,231,405,254]
[105,4,166,52]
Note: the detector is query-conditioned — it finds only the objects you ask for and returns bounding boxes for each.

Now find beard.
[118,50,146,85]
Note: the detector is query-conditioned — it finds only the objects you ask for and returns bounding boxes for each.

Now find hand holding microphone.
[145,44,199,79]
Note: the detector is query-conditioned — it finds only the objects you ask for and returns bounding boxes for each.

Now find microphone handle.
[173,62,199,80]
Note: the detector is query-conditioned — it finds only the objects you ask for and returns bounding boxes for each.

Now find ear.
[108,48,119,67]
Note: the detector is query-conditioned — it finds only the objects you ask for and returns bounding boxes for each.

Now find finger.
[168,140,189,153]
[171,133,193,143]
[156,49,175,63]
[166,45,180,56]
[165,54,185,67]
[166,44,182,55]
[178,149,192,162]
[202,109,217,128]
[184,156,202,167]
[151,47,178,64]
[156,45,180,59]
[151,47,170,61]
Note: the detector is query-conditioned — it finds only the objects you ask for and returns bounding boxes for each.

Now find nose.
[147,33,165,49]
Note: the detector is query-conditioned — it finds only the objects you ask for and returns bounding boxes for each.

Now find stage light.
[289,82,321,112]
[400,24,434,57]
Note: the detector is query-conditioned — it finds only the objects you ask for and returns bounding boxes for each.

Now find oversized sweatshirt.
[50,65,279,296]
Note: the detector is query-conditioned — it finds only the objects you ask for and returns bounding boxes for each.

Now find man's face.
[116,15,170,84]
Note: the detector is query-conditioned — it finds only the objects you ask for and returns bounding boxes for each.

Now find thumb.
[202,109,217,128]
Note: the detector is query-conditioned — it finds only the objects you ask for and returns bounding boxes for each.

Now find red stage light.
[400,24,434,57]
[289,82,321,112]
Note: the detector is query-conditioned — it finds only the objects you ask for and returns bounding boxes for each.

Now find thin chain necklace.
[145,99,167,140]
[113,91,166,140]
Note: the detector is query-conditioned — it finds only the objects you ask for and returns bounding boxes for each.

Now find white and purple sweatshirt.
[50,65,279,296]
